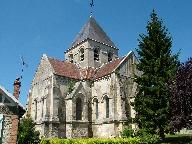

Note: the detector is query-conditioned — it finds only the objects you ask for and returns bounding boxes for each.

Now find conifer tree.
[134,10,179,138]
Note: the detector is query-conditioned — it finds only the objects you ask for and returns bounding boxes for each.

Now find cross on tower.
[90,0,94,16]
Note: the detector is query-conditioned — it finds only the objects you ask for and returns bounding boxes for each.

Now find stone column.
[65,99,73,138]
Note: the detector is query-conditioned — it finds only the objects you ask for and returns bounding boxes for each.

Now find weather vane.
[19,55,28,80]
[90,0,94,16]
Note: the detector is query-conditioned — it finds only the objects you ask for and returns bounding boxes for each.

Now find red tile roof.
[95,58,123,79]
[48,57,124,80]
[80,67,97,80]
[48,58,81,79]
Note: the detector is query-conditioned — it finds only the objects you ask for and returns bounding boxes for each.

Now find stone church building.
[27,16,138,138]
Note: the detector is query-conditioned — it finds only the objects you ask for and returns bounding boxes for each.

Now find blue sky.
[0,0,191,106]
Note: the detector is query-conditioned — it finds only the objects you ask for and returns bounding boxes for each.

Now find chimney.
[13,78,21,100]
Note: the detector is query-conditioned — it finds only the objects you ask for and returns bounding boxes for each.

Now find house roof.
[0,85,25,111]
[70,16,116,49]
[47,55,127,80]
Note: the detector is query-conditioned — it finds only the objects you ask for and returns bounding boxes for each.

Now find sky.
[0,0,192,106]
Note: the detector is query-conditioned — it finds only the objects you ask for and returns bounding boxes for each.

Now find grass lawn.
[160,134,192,144]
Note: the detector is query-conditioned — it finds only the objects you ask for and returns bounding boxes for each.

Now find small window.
[108,52,113,62]
[0,94,2,103]
[42,98,44,118]
[35,100,37,120]
[76,98,82,120]
[0,114,4,138]
[94,48,99,61]
[69,54,73,63]
[105,96,109,118]
[93,99,99,119]
[80,48,84,61]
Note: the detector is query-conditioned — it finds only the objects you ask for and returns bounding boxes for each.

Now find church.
[27,16,138,138]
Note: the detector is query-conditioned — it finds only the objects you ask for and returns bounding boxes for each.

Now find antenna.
[90,0,94,16]
[19,55,28,80]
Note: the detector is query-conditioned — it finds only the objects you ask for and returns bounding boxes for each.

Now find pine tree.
[134,10,179,138]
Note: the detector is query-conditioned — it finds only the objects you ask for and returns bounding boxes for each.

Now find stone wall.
[29,54,55,137]
[65,39,118,68]
[0,105,19,144]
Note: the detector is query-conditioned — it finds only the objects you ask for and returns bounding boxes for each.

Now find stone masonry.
[0,79,25,144]
[27,16,138,138]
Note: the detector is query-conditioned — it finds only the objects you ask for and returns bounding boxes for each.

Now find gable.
[116,51,137,78]
[32,54,54,85]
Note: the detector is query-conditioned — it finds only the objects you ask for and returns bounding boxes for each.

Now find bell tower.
[64,16,119,68]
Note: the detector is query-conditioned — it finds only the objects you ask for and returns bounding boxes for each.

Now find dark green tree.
[134,10,179,138]
[17,116,40,144]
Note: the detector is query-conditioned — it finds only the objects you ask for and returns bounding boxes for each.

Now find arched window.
[76,97,82,120]
[94,48,99,61]
[80,48,84,61]
[104,96,109,118]
[35,100,37,120]
[93,99,99,119]
[108,52,113,62]
[69,54,73,63]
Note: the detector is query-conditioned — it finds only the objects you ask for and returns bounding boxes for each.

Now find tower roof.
[70,16,116,49]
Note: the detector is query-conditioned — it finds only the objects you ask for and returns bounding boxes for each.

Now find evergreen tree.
[170,58,192,132]
[134,10,179,138]
[17,117,40,144]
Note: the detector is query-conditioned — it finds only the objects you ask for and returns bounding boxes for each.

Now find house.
[27,16,138,138]
[0,78,25,144]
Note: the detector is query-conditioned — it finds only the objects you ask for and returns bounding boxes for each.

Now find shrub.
[121,127,134,138]
[17,117,40,144]
[40,138,141,144]
[135,128,160,144]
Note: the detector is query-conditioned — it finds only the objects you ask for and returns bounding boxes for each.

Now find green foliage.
[170,58,192,132]
[134,10,179,138]
[121,126,134,138]
[135,128,160,144]
[17,117,40,144]
[163,134,192,143]
[68,79,76,93]
[40,138,141,144]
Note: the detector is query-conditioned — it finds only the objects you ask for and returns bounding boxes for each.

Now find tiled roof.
[70,16,116,49]
[48,58,81,79]
[48,57,124,80]
[95,58,124,79]
[80,67,97,80]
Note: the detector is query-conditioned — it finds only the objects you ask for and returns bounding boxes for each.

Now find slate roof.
[48,57,123,80]
[70,16,116,49]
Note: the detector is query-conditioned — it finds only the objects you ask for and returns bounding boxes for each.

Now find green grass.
[160,134,192,144]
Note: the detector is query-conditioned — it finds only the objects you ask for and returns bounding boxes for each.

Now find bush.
[135,128,160,144]
[17,117,40,144]
[121,127,134,138]
[40,138,141,144]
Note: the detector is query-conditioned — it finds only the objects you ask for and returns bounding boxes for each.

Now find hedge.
[40,138,141,144]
